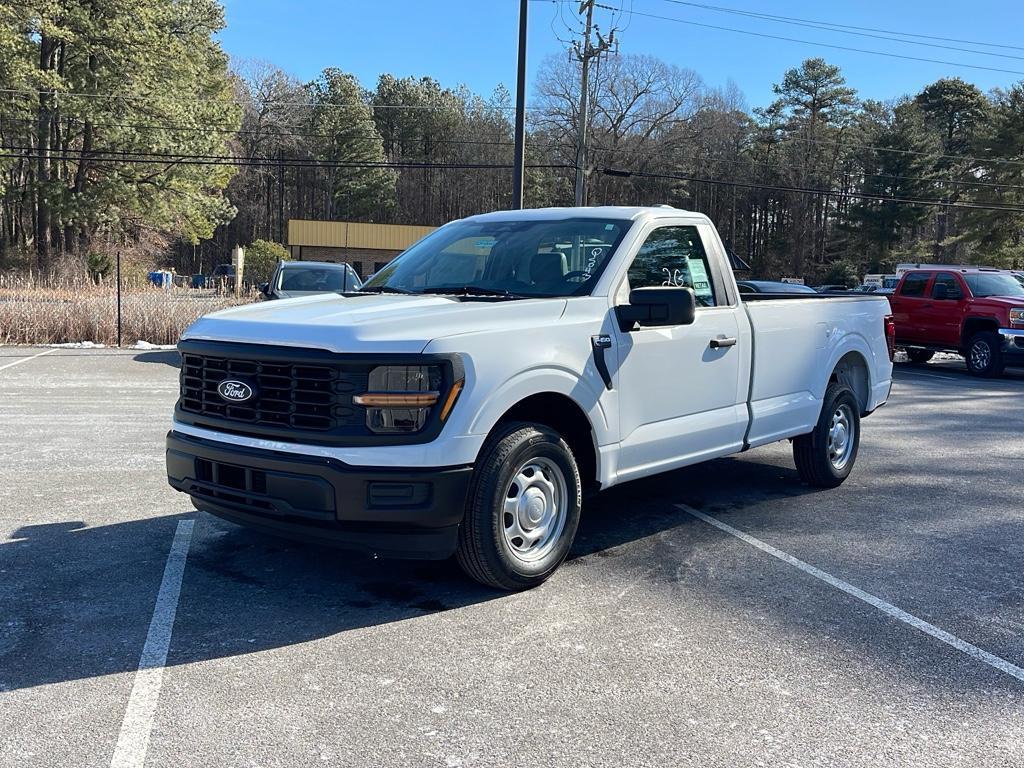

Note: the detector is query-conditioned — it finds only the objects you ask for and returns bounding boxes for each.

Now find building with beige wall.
[287,220,436,279]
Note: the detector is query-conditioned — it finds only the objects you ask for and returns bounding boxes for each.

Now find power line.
[588,144,1024,193]
[0,113,573,150]
[599,166,1024,213]
[655,0,1024,60]
[588,5,1024,76]
[654,0,1024,52]
[0,87,519,112]
[0,146,572,171]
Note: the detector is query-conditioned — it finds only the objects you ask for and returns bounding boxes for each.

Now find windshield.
[361,217,630,298]
[964,273,1024,298]
[278,265,354,292]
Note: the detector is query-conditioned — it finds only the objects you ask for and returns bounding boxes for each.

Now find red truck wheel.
[965,332,1005,377]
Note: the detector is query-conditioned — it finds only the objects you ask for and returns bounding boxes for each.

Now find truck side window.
[628,226,717,307]
[931,273,961,299]
[899,273,930,297]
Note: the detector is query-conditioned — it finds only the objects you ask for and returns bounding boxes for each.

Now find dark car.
[737,280,818,295]
[813,284,851,293]
[261,260,362,300]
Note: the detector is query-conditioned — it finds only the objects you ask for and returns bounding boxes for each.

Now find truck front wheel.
[793,383,860,488]
[456,422,582,591]
[965,332,1005,377]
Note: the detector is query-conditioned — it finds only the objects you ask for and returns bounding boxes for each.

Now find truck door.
[611,223,747,479]
[917,271,966,347]
[890,271,934,344]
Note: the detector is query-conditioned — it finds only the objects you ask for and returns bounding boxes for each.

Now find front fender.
[466,365,612,445]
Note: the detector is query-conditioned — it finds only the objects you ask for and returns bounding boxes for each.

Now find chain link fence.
[0,266,259,347]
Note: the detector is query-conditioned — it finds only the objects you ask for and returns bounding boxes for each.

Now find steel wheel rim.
[828,404,855,471]
[501,456,568,563]
[970,340,991,370]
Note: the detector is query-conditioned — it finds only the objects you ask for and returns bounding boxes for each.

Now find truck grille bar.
[179,353,366,432]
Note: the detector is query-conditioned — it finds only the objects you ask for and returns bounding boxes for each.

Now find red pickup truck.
[888,268,1024,376]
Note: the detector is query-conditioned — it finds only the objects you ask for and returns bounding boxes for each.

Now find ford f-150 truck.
[166,207,894,590]
[887,267,1024,376]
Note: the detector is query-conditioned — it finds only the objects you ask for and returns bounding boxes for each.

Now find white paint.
[0,348,55,372]
[110,520,195,768]
[679,504,1024,684]
[895,370,961,381]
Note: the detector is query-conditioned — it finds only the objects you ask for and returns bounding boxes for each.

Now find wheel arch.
[487,392,600,493]
[828,349,871,416]
[961,316,1000,348]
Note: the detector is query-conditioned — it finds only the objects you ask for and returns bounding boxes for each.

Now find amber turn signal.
[353,392,440,407]
[439,380,464,422]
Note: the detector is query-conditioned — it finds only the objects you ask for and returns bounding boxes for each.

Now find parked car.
[737,280,818,294]
[209,264,235,280]
[888,268,1024,376]
[814,284,851,293]
[167,206,894,590]
[260,260,362,300]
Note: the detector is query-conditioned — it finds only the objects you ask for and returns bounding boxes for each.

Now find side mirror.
[616,286,697,332]
[259,282,271,297]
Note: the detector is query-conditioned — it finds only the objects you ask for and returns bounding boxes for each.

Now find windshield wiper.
[359,285,415,295]
[421,285,528,299]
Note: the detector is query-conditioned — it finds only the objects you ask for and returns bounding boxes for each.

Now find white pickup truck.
[167,207,894,590]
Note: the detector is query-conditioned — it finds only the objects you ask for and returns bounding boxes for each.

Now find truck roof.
[901,266,1006,275]
[461,205,709,225]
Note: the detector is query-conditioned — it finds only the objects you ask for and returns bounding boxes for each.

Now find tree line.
[2,1,1023,282]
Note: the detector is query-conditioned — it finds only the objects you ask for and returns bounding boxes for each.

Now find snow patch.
[46,341,107,349]
[130,340,177,350]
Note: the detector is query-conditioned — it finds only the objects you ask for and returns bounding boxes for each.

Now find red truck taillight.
[884,315,896,361]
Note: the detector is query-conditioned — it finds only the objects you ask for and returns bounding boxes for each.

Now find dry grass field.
[0,274,259,346]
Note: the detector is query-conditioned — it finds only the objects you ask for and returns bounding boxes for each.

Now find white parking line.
[0,348,55,372]
[895,369,963,382]
[110,520,195,768]
[679,504,1024,684]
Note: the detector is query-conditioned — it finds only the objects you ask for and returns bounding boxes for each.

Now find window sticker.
[687,257,713,298]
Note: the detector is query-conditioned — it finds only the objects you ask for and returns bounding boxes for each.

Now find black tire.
[793,383,861,488]
[965,331,1005,377]
[456,422,582,591]
[907,348,934,364]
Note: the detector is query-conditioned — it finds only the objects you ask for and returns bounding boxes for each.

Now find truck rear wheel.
[456,422,582,591]
[907,348,934,364]
[965,332,1004,377]
[793,383,860,488]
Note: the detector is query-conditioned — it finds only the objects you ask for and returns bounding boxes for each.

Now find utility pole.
[512,0,528,209]
[572,0,614,207]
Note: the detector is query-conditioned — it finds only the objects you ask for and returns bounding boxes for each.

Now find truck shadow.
[2,452,1021,694]
[132,350,181,368]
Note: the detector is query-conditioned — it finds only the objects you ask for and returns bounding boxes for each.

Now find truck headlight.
[354,365,452,434]
[1010,308,1024,328]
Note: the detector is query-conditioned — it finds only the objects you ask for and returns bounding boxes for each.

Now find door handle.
[709,336,737,349]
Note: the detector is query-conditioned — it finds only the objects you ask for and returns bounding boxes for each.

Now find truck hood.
[973,295,1024,309]
[181,293,568,353]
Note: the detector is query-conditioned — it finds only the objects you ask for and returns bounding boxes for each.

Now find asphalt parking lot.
[1,347,1022,767]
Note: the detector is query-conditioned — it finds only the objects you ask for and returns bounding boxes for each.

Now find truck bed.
[741,294,892,449]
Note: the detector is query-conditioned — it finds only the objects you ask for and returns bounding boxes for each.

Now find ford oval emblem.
[217,379,255,403]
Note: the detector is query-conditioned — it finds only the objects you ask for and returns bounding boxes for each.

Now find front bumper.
[999,328,1024,362]
[166,431,472,559]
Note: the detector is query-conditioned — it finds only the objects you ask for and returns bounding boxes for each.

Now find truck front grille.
[179,353,366,433]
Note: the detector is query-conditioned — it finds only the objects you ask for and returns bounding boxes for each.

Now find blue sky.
[219,0,1024,110]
